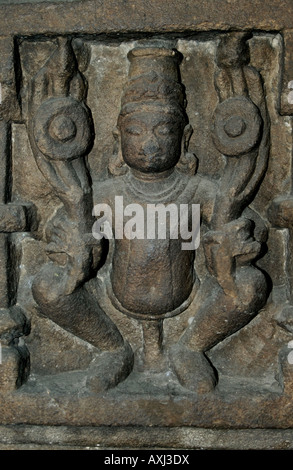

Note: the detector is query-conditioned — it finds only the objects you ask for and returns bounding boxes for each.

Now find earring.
[176,124,198,175]
[108,127,128,176]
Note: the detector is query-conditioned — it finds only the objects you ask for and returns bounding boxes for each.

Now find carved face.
[119,107,185,173]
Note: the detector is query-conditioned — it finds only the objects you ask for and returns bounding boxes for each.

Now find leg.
[170,267,267,394]
[32,263,134,391]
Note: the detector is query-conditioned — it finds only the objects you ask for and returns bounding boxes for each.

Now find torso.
[93,169,216,317]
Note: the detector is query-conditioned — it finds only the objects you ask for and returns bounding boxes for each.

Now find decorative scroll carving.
[169,32,270,393]
[29,37,133,391]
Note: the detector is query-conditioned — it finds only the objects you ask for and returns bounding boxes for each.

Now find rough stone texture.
[0,0,293,35]
[2,425,293,450]
[1,0,293,451]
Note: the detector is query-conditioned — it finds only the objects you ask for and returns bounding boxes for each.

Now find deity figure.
[29,34,270,394]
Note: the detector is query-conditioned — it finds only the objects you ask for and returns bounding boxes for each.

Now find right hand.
[45,207,102,286]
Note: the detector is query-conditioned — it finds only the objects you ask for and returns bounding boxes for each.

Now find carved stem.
[212,32,269,229]
[141,320,164,371]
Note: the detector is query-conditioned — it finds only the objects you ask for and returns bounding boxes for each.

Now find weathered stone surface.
[1,0,293,451]
[280,31,293,116]
[2,424,293,450]
[0,0,293,35]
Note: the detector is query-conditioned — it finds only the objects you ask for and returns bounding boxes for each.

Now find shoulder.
[195,174,218,195]
[92,175,127,207]
[183,173,218,203]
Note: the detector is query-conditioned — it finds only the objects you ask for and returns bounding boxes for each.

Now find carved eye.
[156,126,173,136]
[125,126,143,136]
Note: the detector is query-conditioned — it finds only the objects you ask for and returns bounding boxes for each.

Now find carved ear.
[183,123,193,152]
[176,124,198,175]
[108,127,128,176]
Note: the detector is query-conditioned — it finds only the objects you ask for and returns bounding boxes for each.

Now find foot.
[86,341,134,392]
[169,343,217,394]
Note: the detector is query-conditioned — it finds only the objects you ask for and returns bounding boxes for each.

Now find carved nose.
[142,137,160,156]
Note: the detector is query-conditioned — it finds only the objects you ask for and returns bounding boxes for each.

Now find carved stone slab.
[1,0,293,451]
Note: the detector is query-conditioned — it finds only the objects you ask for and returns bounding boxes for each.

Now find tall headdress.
[118,46,188,122]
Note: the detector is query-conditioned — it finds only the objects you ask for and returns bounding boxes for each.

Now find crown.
[119,46,187,120]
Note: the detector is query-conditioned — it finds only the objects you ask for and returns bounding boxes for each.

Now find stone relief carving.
[28,37,134,391]
[1,26,293,430]
[22,32,269,395]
